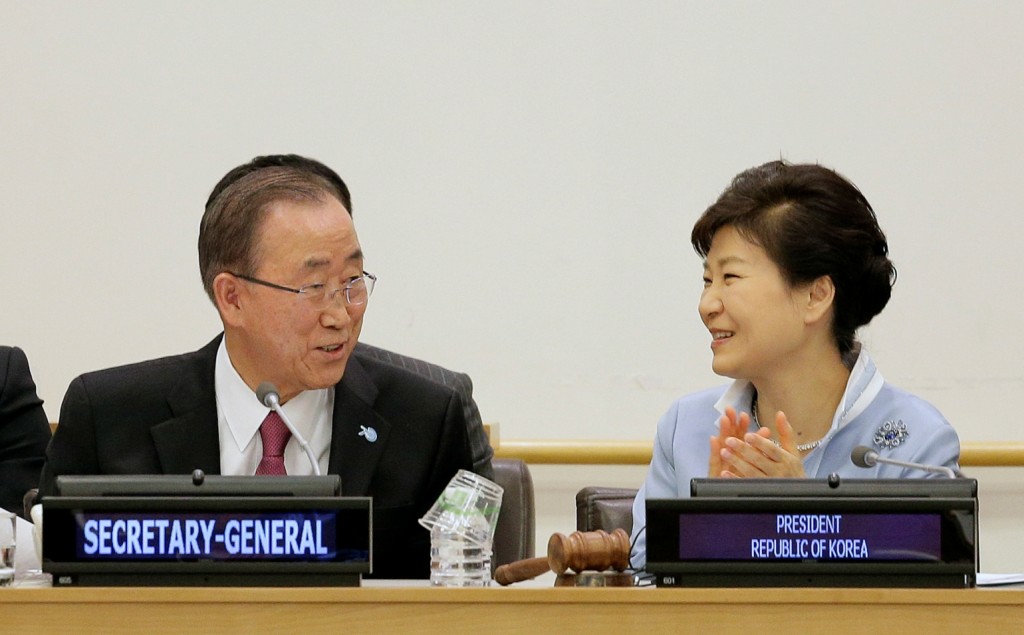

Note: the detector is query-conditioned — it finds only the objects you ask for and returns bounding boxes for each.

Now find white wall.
[2,1,1022,571]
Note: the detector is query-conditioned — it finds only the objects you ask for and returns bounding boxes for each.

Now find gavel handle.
[494,557,550,586]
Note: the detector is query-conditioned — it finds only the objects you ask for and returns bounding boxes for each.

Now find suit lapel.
[150,337,223,475]
[329,355,391,496]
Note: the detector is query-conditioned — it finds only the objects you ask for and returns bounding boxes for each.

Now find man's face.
[225,196,366,402]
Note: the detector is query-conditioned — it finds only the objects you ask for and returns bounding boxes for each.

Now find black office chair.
[575,487,637,534]
[490,458,536,567]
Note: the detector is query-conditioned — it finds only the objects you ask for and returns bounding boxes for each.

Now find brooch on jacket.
[873,420,908,449]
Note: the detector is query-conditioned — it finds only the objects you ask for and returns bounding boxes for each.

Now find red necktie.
[255,411,292,476]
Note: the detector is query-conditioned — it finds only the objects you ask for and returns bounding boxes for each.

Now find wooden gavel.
[494,528,631,586]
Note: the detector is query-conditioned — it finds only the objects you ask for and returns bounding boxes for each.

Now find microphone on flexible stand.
[255,381,322,476]
[850,445,961,478]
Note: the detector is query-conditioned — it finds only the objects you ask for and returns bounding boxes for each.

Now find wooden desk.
[4,585,1023,634]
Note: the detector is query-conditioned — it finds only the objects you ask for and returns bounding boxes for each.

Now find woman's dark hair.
[691,160,896,355]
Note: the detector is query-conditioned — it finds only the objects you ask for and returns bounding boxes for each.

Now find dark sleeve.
[369,385,475,580]
[39,375,101,498]
[411,387,475,577]
[427,389,476,501]
[0,346,53,519]
[451,372,494,481]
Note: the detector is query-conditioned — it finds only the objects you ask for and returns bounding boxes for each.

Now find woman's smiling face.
[698,225,812,381]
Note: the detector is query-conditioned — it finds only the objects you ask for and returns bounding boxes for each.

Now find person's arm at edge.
[0,346,51,519]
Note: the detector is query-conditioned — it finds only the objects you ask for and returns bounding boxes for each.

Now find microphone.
[850,445,959,479]
[255,382,322,476]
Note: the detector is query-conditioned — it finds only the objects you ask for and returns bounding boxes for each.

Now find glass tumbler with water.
[418,470,503,587]
[0,510,15,586]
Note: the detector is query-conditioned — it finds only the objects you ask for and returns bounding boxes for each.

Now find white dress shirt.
[214,339,333,476]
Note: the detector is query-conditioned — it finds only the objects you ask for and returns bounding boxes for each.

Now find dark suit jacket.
[354,343,493,480]
[0,346,52,519]
[41,336,474,579]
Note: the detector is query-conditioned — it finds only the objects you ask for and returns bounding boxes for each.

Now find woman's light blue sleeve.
[906,410,961,476]
[630,400,683,569]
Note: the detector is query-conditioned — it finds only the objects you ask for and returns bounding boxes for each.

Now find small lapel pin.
[358,425,378,443]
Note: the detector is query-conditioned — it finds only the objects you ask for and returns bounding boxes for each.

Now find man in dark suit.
[0,346,52,519]
[41,155,478,578]
[208,154,494,480]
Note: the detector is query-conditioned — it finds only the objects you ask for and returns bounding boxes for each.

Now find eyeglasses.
[232,271,377,308]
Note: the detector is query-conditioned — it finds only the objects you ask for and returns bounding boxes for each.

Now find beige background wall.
[2,1,1022,571]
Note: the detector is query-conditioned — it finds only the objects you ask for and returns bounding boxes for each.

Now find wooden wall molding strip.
[53,422,1023,467]
[493,440,1024,467]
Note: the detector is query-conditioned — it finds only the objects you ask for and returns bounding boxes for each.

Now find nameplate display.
[646,497,977,588]
[76,511,338,560]
[44,496,371,587]
[680,511,941,561]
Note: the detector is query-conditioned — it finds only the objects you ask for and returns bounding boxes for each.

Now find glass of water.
[0,510,15,586]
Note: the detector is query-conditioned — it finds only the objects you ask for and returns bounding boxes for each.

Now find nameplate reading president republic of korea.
[645,487,977,589]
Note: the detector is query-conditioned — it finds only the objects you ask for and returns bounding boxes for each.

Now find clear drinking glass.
[418,470,503,586]
[0,510,16,586]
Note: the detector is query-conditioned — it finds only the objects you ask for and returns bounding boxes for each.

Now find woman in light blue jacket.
[630,161,960,569]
